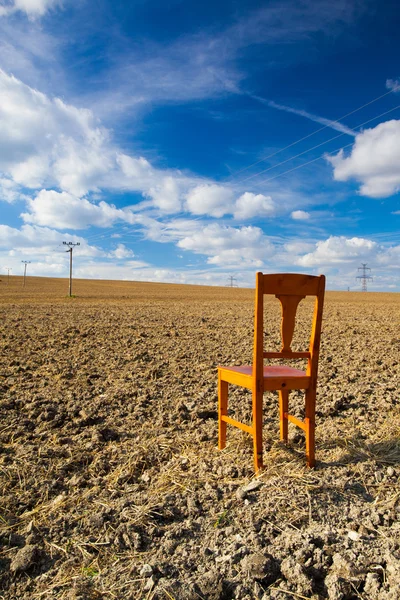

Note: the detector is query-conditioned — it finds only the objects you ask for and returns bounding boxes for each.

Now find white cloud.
[177,223,274,266]
[0,0,60,18]
[178,223,256,254]
[297,236,377,267]
[146,176,182,214]
[116,154,158,191]
[284,240,314,255]
[291,210,310,220]
[0,70,112,196]
[0,223,104,257]
[0,222,63,249]
[386,78,400,93]
[326,120,400,198]
[108,243,135,259]
[21,190,133,229]
[0,239,227,284]
[125,215,279,269]
[0,224,152,281]
[234,192,276,219]
[0,70,289,227]
[185,184,234,218]
[0,13,64,102]
[288,235,400,291]
[0,177,29,203]
[0,72,193,217]
[141,217,204,244]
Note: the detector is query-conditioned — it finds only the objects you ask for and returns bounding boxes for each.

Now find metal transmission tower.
[63,242,80,297]
[356,263,373,291]
[21,261,31,288]
[226,275,238,287]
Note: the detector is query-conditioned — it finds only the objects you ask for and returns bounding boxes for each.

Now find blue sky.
[0,0,399,290]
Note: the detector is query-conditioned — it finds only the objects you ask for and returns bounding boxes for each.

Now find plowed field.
[0,277,399,599]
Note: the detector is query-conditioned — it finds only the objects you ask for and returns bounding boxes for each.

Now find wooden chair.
[218,272,325,472]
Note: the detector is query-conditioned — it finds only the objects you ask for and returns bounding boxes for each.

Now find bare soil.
[0,276,399,600]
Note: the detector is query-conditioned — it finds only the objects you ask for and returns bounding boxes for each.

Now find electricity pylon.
[356,263,372,291]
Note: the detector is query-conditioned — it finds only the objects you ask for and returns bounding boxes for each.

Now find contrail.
[252,95,356,137]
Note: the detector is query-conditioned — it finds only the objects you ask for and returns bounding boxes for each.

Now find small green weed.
[82,565,99,578]
[214,509,231,528]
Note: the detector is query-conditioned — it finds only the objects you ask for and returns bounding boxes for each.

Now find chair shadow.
[320,436,400,468]
[277,435,400,468]
[275,437,400,505]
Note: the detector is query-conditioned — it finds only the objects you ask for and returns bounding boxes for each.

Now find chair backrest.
[253,273,325,383]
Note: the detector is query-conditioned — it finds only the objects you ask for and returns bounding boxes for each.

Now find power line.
[84,226,123,242]
[76,223,140,246]
[226,85,400,182]
[248,140,355,189]
[234,103,400,187]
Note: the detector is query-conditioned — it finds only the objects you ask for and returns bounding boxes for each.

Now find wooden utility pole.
[21,261,31,288]
[63,242,80,297]
[5,268,11,285]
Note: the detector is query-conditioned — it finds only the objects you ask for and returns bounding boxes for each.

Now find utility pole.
[356,263,373,292]
[5,267,11,285]
[21,261,31,288]
[63,242,80,297]
[226,275,238,287]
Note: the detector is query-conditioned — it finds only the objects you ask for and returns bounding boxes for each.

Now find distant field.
[1,274,399,303]
[0,276,399,599]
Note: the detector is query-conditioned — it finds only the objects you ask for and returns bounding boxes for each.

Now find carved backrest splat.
[275,294,305,352]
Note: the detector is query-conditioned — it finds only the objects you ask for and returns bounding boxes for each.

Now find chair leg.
[279,390,289,443]
[218,375,228,450]
[252,387,263,473]
[305,388,316,468]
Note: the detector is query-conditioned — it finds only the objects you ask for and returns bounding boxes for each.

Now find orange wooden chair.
[218,272,325,472]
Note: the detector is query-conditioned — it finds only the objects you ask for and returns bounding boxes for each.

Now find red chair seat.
[221,365,307,378]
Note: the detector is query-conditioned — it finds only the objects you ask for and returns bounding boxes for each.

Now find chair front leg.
[252,385,263,473]
[218,374,228,450]
[305,388,316,468]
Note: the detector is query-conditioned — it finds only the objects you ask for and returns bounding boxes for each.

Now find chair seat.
[218,364,310,391]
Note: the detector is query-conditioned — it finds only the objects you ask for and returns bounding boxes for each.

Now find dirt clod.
[10,544,42,573]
